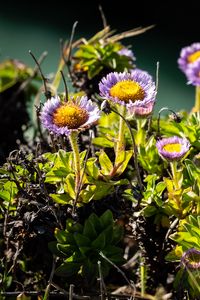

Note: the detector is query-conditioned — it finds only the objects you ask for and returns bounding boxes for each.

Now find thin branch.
[99,251,136,299]
[29,50,50,99]
[66,21,78,63]
[69,284,75,300]
[98,261,107,300]
[43,257,56,300]
[106,25,155,43]
[99,5,107,28]
[156,61,160,93]
[60,70,69,101]
[157,107,181,137]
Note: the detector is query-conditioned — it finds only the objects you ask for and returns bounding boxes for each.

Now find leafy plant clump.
[0,14,200,300]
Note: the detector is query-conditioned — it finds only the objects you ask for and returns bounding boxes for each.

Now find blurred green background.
[1,0,200,112]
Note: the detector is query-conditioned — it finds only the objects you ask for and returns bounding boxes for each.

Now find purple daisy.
[181,248,200,270]
[156,136,190,161]
[178,43,200,73]
[185,59,200,86]
[40,95,100,136]
[118,48,136,61]
[99,70,156,114]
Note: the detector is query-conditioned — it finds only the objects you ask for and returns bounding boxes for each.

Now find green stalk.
[193,86,200,112]
[69,132,81,195]
[140,257,146,297]
[170,161,179,191]
[115,105,126,165]
[186,267,200,294]
[170,161,182,210]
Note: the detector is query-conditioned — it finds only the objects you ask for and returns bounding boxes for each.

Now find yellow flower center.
[53,103,89,129]
[163,143,182,153]
[109,80,145,103]
[188,50,200,63]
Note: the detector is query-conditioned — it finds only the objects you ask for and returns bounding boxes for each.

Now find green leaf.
[57,244,75,257]
[65,174,76,199]
[86,157,99,179]
[88,63,104,79]
[88,213,102,233]
[0,181,18,202]
[50,193,72,204]
[74,233,91,247]
[0,59,32,92]
[48,241,64,257]
[54,229,69,243]
[85,181,114,201]
[102,245,124,263]
[100,210,113,228]
[83,218,98,240]
[66,219,83,234]
[82,258,97,282]
[91,232,106,250]
[55,262,81,277]
[79,246,91,256]
[98,150,113,175]
[92,137,114,148]
[79,185,96,203]
[103,225,114,245]
[115,150,133,176]
[112,224,124,244]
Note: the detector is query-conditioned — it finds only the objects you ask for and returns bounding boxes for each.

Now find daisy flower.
[156,136,190,161]
[40,95,100,136]
[99,69,156,115]
[185,59,200,86]
[178,43,200,73]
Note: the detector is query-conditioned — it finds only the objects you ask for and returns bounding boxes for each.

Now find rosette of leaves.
[49,210,124,283]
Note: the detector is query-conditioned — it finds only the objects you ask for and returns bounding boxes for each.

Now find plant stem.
[111,107,143,191]
[170,161,179,191]
[170,161,182,210]
[69,132,81,195]
[193,86,200,112]
[115,105,126,165]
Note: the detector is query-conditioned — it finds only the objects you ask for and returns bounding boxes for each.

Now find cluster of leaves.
[73,35,134,79]
[50,210,124,282]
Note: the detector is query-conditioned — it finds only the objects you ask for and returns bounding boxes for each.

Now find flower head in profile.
[156,136,190,161]
[99,70,156,116]
[178,43,200,73]
[40,95,100,136]
[117,48,136,61]
[185,59,200,86]
[181,248,200,270]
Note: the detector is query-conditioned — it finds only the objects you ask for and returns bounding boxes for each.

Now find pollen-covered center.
[188,50,200,63]
[109,80,145,102]
[53,103,89,129]
[163,143,182,153]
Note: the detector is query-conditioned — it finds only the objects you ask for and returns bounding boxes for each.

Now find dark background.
[1,0,200,111]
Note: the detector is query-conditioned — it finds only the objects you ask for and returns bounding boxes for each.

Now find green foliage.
[50,210,124,282]
[0,59,33,92]
[166,216,200,298]
[74,41,134,79]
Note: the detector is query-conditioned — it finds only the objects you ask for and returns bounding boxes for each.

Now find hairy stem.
[115,105,126,165]
[69,132,81,195]
[193,86,200,112]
